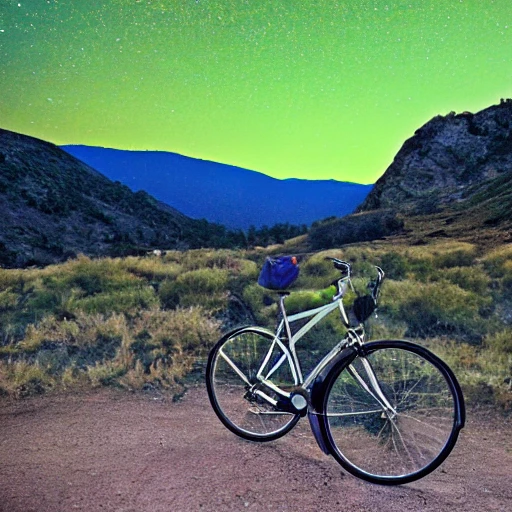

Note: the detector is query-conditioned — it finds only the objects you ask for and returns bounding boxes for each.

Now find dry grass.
[0,240,510,408]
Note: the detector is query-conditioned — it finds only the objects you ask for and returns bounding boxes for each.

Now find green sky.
[1,0,511,183]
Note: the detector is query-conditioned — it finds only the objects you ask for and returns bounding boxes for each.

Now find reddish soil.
[0,386,510,512]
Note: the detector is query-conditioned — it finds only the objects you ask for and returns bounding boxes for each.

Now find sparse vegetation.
[0,241,510,410]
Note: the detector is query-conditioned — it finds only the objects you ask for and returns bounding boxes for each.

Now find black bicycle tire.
[206,326,301,442]
[321,339,465,485]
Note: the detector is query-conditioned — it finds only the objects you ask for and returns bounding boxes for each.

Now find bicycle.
[206,258,465,485]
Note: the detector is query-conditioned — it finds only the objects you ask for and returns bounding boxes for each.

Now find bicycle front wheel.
[323,340,465,485]
[206,327,301,441]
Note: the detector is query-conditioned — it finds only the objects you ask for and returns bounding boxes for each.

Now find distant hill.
[308,100,512,249]
[60,146,372,230]
[0,129,241,267]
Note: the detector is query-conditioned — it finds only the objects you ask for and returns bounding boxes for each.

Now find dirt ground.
[0,386,510,512]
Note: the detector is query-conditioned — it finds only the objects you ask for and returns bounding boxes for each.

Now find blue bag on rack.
[258,256,299,290]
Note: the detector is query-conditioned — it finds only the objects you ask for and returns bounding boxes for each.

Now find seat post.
[278,293,293,346]
[277,292,303,383]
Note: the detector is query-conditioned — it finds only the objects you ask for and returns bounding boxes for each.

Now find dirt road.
[0,386,510,512]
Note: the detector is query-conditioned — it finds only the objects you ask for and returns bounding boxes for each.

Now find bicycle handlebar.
[326,258,385,304]
[324,257,352,276]
[369,266,385,302]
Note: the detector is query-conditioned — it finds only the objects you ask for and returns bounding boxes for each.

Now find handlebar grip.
[324,257,352,274]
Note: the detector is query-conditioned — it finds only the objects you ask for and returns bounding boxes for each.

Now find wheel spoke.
[326,409,383,418]
[324,342,462,483]
[218,348,251,386]
[206,328,300,441]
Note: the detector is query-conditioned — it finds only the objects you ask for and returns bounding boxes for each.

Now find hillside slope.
[307,100,512,249]
[358,99,512,214]
[0,129,231,267]
[61,145,372,229]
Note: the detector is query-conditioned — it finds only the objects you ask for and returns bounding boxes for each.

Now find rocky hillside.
[0,129,233,267]
[358,99,512,214]
[307,100,512,249]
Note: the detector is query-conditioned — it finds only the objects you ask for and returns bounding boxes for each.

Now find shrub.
[63,256,142,295]
[0,269,30,290]
[407,257,435,281]
[432,330,512,409]
[0,288,18,311]
[0,361,54,397]
[301,254,336,277]
[309,210,404,249]
[87,360,126,387]
[433,248,477,268]
[1,241,510,407]
[75,286,159,315]
[121,256,183,281]
[285,287,337,315]
[176,267,229,294]
[437,266,491,295]
[158,279,180,309]
[380,280,488,339]
[296,252,341,290]
[482,244,512,277]
[125,307,221,388]
[484,328,512,355]
[379,252,409,280]
[500,260,512,290]
[242,283,278,328]
[165,267,230,311]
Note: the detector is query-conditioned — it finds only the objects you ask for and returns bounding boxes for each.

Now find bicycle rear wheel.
[206,327,300,441]
[323,340,465,485]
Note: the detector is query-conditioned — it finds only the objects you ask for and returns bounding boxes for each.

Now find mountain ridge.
[61,145,373,230]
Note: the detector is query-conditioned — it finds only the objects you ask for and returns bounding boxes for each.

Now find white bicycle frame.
[251,273,396,415]
[253,276,352,392]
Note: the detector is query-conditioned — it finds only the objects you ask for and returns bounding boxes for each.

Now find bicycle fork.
[307,344,396,455]
[347,358,397,418]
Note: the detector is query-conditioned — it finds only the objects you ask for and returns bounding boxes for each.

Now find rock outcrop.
[358,99,512,214]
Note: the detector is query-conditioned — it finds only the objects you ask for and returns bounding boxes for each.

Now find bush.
[87,360,126,387]
[379,252,409,280]
[407,257,435,281]
[381,280,488,339]
[241,283,277,327]
[433,248,477,268]
[176,267,229,293]
[0,288,18,311]
[437,266,491,295]
[482,244,512,277]
[432,329,512,409]
[0,361,54,397]
[162,267,230,310]
[121,256,183,282]
[1,240,510,407]
[76,287,159,315]
[158,279,180,309]
[484,329,512,354]
[61,256,142,295]
[285,287,337,315]
[309,210,404,249]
